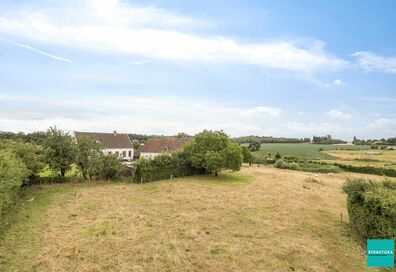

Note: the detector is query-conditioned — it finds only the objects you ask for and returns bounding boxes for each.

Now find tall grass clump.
[343,178,396,241]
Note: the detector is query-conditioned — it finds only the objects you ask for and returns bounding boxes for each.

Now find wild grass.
[1,168,390,271]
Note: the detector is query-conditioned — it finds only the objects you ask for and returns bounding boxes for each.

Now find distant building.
[73,131,134,161]
[138,138,190,159]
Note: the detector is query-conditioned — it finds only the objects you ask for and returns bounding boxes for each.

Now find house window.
[115,151,119,156]
[108,151,112,155]
[122,151,126,157]
[128,151,132,157]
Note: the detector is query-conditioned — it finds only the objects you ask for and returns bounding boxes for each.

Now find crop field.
[0,167,392,272]
[324,149,396,169]
[254,143,370,159]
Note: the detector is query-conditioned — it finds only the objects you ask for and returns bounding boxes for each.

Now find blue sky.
[0,0,395,139]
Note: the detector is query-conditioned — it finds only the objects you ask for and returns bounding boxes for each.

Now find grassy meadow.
[254,143,370,160]
[1,167,392,271]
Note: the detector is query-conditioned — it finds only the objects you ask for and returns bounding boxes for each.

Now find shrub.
[274,159,286,169]
[343,178,396,241]
[289,162,301,170]
[283,156,302,163]
[335,163,396,177]
[100,154,122,180]
[274,159,341,173]
[133,152,203,183]
[0,150,29,217]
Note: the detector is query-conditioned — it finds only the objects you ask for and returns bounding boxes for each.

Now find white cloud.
[280,122,343,136]
[333,79,343,85]
[0,95,273,136]
[297,111,305,115]
[14,42,72,63]
[240,106,282,117]
[352,51,396,74]
[327,109,353,120]
[0,0,347,72]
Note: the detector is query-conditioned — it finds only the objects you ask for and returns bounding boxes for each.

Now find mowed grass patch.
[0,185,75,271]
[1,168,389,271]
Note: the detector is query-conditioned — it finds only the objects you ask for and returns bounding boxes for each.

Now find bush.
[0,150,29,217]
[343,178,396,241]
[274,159,300,170]
[133,152,204,183]
[283,156,302,163]
[335,163,396,177]
[100,154,122,180]
[274,159,341,173]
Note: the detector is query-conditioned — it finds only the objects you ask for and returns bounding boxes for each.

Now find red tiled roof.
[139,138,190,154]
[74,131,133,149]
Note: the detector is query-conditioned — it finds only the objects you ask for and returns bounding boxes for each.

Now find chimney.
[113,130,117,136]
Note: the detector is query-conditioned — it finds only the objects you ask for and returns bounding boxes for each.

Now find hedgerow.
[0,150,29,217]
[133,152,204,183]
[343,178,396,241]
[274,159,340,173]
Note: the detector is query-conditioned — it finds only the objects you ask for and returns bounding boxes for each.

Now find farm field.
[0,166,391,272]
[254,143,370,159]
[324,149,396,169]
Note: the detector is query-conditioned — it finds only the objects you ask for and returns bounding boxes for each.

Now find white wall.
[140,152,161,159]
[104,148,134,160]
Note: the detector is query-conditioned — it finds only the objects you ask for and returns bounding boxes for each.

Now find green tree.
[242,146,254,166]
[76,136,103,180]
[0,140,44,178]
[184,130,243,176]
[87,152,104,180]
[43,127,76,177]
[132,139,140,150]
[224,142,243,171]
[275,152,282,160]
[0,149,29,215]
[248,139,261,152]
[100,154,122,180]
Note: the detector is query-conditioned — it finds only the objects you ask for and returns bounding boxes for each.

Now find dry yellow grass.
[2,167,392,271]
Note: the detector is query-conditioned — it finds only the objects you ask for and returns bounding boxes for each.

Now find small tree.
[100,154,122,180]
[76,136,103,180]
[248,139,261,152]
[87,152,104,180]
[132,139,140,150]
[275,152,282,160]
[224,142,243,171]
[0,141,44,179]
[184,130,243,176]
[43,127,76,177]
[242,146,254,166]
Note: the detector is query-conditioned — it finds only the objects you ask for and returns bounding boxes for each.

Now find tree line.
[352,136,396,146]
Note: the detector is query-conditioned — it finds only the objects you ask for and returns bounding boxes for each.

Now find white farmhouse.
[73,131,134,161]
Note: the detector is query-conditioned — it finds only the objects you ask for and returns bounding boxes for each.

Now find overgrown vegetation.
[133,152,203,183]
[133,130,243,182]
[343,178,396,241]
[0,150,29,218]
[274,159,341,173]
